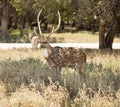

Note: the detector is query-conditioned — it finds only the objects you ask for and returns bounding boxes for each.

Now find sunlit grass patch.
[41,31,120,43]
[9,82,69,107]
[52,31,99,43]
[72,83,120,107]
[0,81,10,107]
[9,85,47,107]
[0,49,45,62]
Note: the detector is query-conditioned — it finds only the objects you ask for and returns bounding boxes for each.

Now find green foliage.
[84,62,120,91]
[0,49,120,107]
[0,51,120,95]
[0,58,62,92]
[1,0,120,39]
[10,0,34,16]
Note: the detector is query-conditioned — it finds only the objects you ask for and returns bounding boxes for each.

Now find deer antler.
[47,10,61,39]
[37,9,43,36]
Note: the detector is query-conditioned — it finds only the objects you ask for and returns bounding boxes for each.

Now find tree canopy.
[0,0,120,49]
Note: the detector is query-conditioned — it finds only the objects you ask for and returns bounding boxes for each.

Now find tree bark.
[44,21,48,31]
[99,0,120,50]
[19,16,24,37]
[99,19,106,49]
[99,19,118,50]
[1,0,9,39]
[61,21,64,30]
[105,21,118,50]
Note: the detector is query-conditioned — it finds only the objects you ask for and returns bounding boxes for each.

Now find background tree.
[10,0,36,37]
[74,0,120,50]
[72,0,97,31]
[33,0,73,30]
[0,0,120,49]
[0,0,10,40]
[99,0,120,50]
[90,0,120,50]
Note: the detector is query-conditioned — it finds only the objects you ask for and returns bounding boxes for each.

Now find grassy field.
[1,31,120,43]
[0,48,120,107]
[51,31,120,43]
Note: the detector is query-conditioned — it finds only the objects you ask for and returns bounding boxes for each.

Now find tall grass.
[0,48,120,107]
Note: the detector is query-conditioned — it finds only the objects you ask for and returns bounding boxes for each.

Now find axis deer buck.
[36,9,87,81]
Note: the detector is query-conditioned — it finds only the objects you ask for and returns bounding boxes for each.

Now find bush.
[0,58,62,93]
[0,57,120,98]
[72,84,120,107]
[0,49,120,107]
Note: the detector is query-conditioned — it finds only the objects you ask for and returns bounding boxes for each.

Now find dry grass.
[27,31,120,43]
[1,31,120,43]
[50,31,120,43]
[0,48,120,107]
[51,32,99,43]
[9,83,69,107]
[0,48,45,62]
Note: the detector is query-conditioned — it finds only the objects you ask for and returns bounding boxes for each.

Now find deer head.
[34,9,61,58]
[35,9,61,45]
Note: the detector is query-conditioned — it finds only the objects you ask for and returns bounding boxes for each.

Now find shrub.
[0,49,120,107]
[0,58,62,93]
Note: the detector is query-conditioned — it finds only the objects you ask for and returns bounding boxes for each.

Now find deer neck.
[40,43,52,58]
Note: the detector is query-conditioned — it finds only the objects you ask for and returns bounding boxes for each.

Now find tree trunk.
[44,22,48,31]
[99,19,106,49]
[19,22,24,37]
[1,1,9,40]
[99,19,118,50]
[105,21,118,50]
[19,16,24,37]
[61,21,65,30]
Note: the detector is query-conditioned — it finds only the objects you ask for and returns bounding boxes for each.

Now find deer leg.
[56,66,61,78]
[53,66,61,78]
[75,63,83,82]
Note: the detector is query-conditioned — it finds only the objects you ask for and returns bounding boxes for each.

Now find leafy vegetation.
[0,48,120,107]
[1,0,120,49]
